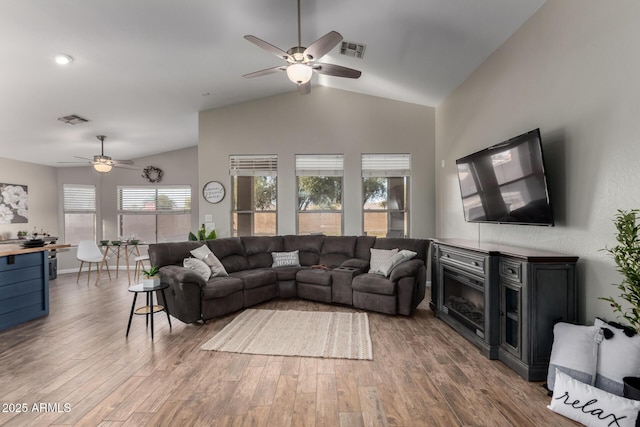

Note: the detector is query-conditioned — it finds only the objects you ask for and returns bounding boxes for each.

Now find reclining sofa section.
[148,235,428,324]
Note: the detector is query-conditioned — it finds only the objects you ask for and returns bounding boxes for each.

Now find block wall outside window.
[63,184,96,245]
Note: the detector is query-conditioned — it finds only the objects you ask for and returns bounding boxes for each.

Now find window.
[230,155,277,236]
[63,184,96,245]
[362,154,411,238]
[118,185,191,243]
[296,154,343,236]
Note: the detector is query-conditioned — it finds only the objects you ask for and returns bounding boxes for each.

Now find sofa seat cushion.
[352,274,395,296]
[231,269,277,290]
[296,268,332,286]
[202,277,244,300]
[273,266,305,281]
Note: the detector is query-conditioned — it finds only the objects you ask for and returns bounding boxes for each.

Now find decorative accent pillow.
[547,322,603,391]
[372,249,417,277]
[271,250,300,267]
[594,318,640,396]
[368,248,398,274]
[183,258,211,281]
[190,244,212,260]
[548,371,640,427]
[190,244,228,277]
[203,252,228,277]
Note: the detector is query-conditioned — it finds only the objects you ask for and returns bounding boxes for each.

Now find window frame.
[229,154,278,237]
[361,154,411,238]
[295,154,344,236]
[117,185,192,243]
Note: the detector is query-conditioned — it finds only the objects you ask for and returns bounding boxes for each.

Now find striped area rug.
[201,309,373,360]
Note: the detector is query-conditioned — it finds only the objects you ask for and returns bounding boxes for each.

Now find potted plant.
[141,265,161,289]
[600,209,640,399]
[188,223,216,241]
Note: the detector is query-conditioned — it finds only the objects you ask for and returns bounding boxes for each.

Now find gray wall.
[435,0,640,323]
[199,86,436,239]
[0,157,59,239]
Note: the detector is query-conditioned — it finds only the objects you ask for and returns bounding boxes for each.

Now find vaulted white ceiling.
[0,0,545,167]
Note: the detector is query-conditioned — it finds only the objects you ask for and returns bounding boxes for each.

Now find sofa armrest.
[160,265,206,287]
[159,265,206,323]
[389,259,424,282]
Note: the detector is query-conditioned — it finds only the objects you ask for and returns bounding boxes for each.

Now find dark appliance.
[455,128,554,226]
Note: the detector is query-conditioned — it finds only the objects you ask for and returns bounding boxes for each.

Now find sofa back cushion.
[319,236,357,267]
[354,236,377,260]
[373,237,428,262]
[283,235,325,266]
[207,238,250,273]
[242,236,284,269]
[149,240,206,268]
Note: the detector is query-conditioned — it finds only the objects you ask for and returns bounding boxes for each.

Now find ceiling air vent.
[340,41,366,59]
[57,114,89,125]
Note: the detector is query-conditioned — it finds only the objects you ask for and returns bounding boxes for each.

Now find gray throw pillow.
[183,258,211,281]
[271,250,300,267]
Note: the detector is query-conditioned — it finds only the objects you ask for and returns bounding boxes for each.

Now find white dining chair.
[76,240,111,285]
[134,254,150,282]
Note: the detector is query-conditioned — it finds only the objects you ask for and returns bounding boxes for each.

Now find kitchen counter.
[0,243,70,331]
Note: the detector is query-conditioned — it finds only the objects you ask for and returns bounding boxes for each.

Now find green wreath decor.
[142,166,163,183]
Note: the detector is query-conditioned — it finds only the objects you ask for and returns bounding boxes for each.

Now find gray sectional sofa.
[148,235,428,323]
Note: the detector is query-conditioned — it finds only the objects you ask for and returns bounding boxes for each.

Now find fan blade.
[111,159,134,165]
[313,63,361,79]
[243,66,286,79]
[297,81,311,95]
[244,35,293,61]
[113,164,140,170]
[57,161,89,164]
[304,31,343,61]
[73,156,92,161]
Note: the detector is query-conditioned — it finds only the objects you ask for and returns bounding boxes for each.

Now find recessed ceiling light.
[53,54,73,65]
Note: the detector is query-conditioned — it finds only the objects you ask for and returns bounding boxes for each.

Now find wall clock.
[203,181,225,204]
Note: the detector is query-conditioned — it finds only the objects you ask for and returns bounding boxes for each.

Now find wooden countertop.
[0,243,71,257]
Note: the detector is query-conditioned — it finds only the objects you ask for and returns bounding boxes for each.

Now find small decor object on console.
[141,166,163,183]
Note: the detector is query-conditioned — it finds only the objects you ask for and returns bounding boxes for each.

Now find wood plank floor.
[0,272,578,426]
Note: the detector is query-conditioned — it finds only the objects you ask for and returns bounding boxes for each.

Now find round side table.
[126,282,172,339]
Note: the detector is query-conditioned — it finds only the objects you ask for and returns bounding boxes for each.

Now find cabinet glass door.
[502,282,521,356]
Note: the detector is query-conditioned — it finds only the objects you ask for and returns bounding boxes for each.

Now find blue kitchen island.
[0,243,69,331]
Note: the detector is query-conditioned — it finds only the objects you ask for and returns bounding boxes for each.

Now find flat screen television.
[455,128,554,226]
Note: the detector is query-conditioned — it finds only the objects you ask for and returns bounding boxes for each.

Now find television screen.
[455,129,554,226]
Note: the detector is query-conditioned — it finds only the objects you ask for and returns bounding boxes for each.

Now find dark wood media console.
[430,238,578,381]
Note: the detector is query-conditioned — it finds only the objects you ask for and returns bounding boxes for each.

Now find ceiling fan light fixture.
[93,162,112,173]
[53,53,73,65]
[286,63,313,85]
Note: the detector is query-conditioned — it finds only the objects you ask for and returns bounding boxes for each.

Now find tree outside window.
[296,154,343,236]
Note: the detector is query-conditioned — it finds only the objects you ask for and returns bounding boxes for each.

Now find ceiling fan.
[242,0,362,94]
[58,135,137,173]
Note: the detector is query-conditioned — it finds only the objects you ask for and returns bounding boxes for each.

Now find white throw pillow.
[271,250,300,267]
[202,252,228,277]
[190,244,212,260]
[547,322,603,391]
[548,371,640,427]
[594,318,640,396]
[183,258,211,281]
[372,249,417,277]
[368,248,398,274]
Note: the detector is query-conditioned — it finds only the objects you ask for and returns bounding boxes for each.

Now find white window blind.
[63,184,96,213]
[296,154,344,176]
[118,186,192,214]
[229,154,278,176]
[361,154,411,177]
